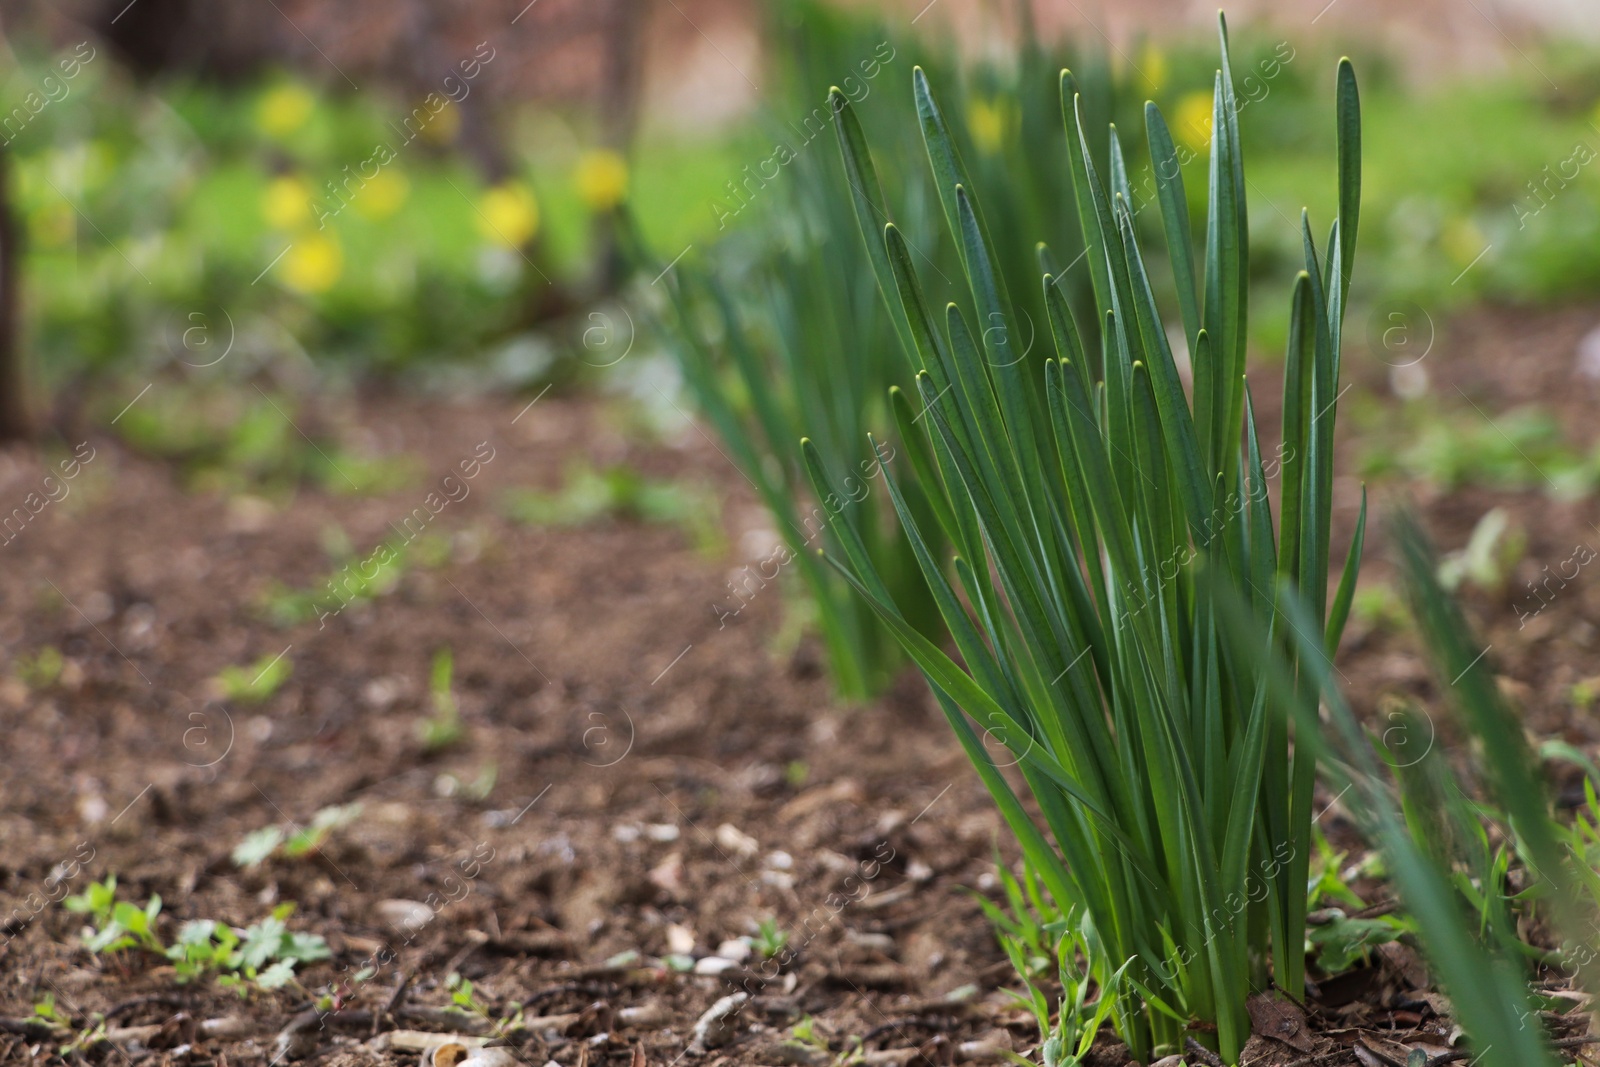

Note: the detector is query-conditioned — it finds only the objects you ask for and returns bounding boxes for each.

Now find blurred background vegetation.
[0,0,1594,403]
[1,0,1600,675]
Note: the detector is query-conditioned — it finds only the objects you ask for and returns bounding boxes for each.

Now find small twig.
[377,972,413,1037]
[103,993,188,1022]
[524,982,599,1009]
[1354,1039,1407,1067]
[0,1017,62,1041]
[1351,899,1401,920]
[862,1017,954,1044]
[1185,1035,1226,1067]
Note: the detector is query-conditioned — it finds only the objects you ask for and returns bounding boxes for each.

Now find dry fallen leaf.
[1246,992,1315,1053]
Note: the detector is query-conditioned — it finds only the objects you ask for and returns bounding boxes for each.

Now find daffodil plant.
[819,16,1363,1061]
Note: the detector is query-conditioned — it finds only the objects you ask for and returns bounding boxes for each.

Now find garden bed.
[1,302,1597,1065]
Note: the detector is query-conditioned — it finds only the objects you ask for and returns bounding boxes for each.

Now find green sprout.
[232,803,362,868]
[418,648,462,752]
[1437,507,1524,596]
[446,973,524,1036]
[64,876,163,955]
[15,646,64,688]
[32,996,107,1057]
[753,917,790,959]
[215,651,292,704]
[500,463,723,555]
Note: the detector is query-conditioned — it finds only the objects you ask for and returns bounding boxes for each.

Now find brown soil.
[0,302,1598,1066]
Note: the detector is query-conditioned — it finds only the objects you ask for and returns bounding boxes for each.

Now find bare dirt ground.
[1,301,1599,1065]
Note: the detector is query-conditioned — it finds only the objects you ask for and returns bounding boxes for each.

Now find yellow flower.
[353,169,410,221]
[263,175,314,230]
[574,149,629,212]
[1174,90,1214,154]
[476,183,539,248]
[280,233,343,293]
[1138,42,1169,96]
[966,97,1010,156]
[257,84,315,138]
[421,104,460,146]
[1442,218,1488,268]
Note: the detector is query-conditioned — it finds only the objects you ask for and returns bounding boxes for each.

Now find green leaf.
[233,826,285,868]
[254,959,298,990]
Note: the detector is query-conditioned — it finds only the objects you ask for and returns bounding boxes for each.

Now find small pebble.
[666,923,696,955]
[715,823,759,858]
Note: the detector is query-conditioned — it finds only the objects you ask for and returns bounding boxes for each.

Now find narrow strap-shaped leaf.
[868,433,1023,716]
[800,437,894,606]
[829,88,916,365]
[1060,71,1115,332]
[1335,58,1361,324]
[889,386,960,549]
[1116,196,1212,540]
[1145,101,1202,354]
[1324,484,1366,656]
[1298,217,1336,625]
[1277,273,1315,590]
[1108,123,1133,206]
[1242,385,1277,612]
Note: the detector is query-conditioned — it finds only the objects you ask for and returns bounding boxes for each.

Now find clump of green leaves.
[114,384,416,496]
[215,651,292,703]
[63,878,329,993]
[1224,509,1600,1067]
[975,861,1126,1067]
[501,463,723,554]
[64,876,164,954]
[418,648,462,752]
[259,538,417,628]
[821,17,1362,1061]
[172,906,331,992]
[232,803,362,867]
[1302,835,1413,974]
[1359,400,1600,499]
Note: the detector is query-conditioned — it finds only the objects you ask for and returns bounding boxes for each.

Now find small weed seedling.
[32,994,71,1030]
[32,995,107,1057]
[63,876,164,954]
[446,973,525,1036]
[259,540,413,627]
[1437,507,1524,596]
[232,803,362,867]
[783,1015,842,1064]
[754,917,790,959]
[215,651,292,704]
[64,878,329,993]
[974,861,1124,1067]
[501,463,723,555]
[1303,834,1413,974]
[418,648,463,752]
[16,646,64,688]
